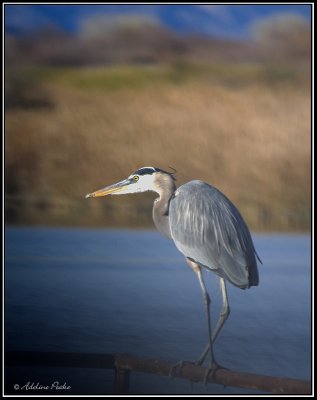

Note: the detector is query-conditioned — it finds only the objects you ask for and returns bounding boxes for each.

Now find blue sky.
[4,4,312,39]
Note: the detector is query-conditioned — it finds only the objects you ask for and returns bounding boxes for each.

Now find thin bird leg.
[186,260,218,368]
[196,277,230,366]
[169,259,218,381]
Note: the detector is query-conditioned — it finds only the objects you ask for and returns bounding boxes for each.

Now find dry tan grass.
[5,66,311,230]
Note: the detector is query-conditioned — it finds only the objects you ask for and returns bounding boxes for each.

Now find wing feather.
[169,180,259,288]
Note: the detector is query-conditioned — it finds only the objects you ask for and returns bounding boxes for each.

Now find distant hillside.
[5,12,311,67]
[5,4,311,38]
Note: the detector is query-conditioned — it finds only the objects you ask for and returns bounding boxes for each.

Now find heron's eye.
[133,175,139,182]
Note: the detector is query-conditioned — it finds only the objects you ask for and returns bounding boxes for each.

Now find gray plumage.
[169,180,259,289]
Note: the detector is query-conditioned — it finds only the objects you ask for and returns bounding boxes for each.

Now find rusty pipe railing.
[114,353,311,395]
[5,351,311,395]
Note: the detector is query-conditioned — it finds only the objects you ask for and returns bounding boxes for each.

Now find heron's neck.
[152,177,176,239]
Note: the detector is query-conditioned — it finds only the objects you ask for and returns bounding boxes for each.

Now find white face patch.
[127,173,157,194]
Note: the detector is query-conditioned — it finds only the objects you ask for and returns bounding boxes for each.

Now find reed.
[5,64,311,231]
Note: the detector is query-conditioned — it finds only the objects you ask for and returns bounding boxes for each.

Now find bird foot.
[169,359,225,386]
[202,361,221,385]
[168,360,192,379]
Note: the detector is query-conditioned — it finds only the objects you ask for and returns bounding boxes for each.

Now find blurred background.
[5,4,311,231]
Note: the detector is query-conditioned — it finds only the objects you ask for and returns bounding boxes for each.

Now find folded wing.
[169,180,260,288]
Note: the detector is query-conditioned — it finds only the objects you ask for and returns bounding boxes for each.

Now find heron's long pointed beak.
[85,179,130,199]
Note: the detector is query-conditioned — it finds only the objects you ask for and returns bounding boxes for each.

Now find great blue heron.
[85,166,261,376]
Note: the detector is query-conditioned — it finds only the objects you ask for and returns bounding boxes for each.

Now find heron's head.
[85,167,176,199]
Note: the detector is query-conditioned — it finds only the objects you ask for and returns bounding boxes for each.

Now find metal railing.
[5,351,311,395]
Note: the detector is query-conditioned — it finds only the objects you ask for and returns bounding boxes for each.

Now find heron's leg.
[196,277,230,366]
[169,259,218,382]
[186,259,216,368]
[213,278,230,341]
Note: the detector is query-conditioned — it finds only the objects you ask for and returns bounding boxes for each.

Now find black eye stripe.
[131,167,176,180]
[132,167,157,176]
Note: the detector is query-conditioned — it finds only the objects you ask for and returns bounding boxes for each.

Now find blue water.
[5,227,311,394]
